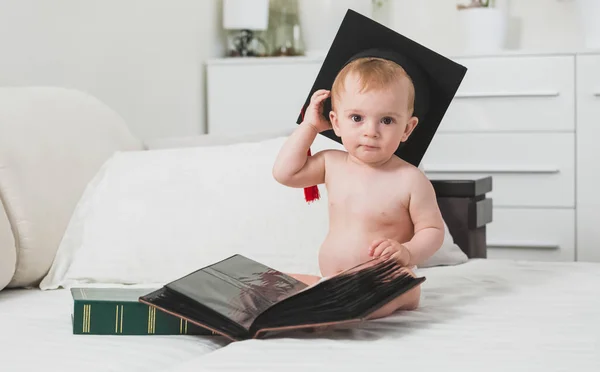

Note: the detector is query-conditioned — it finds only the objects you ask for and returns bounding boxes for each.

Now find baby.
[272,56,445,319]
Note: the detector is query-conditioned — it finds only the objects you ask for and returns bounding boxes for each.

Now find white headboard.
[0,86,144,289]
[0,197,15,290]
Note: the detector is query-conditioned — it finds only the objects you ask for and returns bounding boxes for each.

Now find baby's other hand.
[368,238,411,267]
[303,89,331,133]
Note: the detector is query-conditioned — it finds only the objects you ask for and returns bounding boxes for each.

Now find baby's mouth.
[361,144,378,150]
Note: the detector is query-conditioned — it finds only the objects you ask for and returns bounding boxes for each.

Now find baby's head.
[328,57,419,165]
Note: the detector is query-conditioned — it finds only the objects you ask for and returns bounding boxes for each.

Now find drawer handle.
[423,165,560,174]
[455,91,560,99]
[488,241,559,250]
[594,91,600,97]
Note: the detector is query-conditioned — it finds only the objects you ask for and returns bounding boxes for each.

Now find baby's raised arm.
[403,170,445,266]
[272,90,331,188]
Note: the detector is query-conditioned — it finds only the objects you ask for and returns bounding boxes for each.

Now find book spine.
[72,301,216,336]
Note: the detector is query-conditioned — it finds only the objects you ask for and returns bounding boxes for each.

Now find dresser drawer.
[421,132,574,208]
[486,208,575,262]
[440,55,575,132]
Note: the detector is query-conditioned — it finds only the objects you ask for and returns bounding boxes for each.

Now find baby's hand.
[368,238,412,267]
[303,89,332,133]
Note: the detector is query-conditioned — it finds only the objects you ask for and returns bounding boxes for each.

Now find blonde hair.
[331,57,415,114]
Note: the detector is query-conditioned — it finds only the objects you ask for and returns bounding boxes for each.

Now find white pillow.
[40,135,465,290]
[41,137,328,289]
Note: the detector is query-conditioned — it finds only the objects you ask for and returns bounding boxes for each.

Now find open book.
[139,254,425,341]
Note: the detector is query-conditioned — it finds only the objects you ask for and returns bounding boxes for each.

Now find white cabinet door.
[421,132,575,208]
[576,54,600,262]
[487,208,575,262]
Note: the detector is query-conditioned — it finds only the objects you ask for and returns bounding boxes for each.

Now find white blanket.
[165,259,600,372]
[0,288,227,372]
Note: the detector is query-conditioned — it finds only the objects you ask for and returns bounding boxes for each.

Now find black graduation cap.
[297,9,467,168]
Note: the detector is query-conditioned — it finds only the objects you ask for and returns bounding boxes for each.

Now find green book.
[71,287,216,336]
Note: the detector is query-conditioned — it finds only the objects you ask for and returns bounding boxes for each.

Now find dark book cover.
[139,254,425,341]
[71,287,215,336]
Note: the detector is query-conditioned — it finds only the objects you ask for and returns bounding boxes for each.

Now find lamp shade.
[223,0,270,31]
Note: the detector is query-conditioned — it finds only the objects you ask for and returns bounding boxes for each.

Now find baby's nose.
[363,121,379,136]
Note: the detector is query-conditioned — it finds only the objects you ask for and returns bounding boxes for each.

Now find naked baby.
[272,11,467,319]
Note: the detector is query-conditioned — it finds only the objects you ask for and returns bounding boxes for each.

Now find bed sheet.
[0,287,228,372]
[164,259,600,372]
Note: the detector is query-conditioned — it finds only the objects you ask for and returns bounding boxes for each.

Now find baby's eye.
[351,114,362,122]
[381,117,394,125]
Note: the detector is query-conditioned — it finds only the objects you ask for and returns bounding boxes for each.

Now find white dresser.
[205,50,600,263]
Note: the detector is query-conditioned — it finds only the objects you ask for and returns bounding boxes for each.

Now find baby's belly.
[319,230,395,277]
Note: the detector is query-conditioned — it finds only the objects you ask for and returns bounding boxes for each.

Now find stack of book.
[71,287,214,336]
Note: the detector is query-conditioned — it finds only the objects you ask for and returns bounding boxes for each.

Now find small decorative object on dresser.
[222,0,270,57]
[456,0,508,53]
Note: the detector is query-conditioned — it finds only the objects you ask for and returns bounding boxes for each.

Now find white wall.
[0,0,225,141]
[0,0,585,141]
[380,0,583,56]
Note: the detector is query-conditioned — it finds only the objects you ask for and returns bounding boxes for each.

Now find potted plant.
[457,0,507,53]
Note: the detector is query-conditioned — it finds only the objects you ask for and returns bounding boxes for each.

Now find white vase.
[298,0,373,57]
[458,7,507,54]
[576,0,600,49]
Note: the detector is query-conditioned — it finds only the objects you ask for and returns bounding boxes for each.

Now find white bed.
[0,87,599,372]
[0,287,227,372]
[2,260,599,372]
[167,259,600,372]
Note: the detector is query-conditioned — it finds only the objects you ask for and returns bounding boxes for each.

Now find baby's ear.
[401,116,419,142]
[330,111,341,137]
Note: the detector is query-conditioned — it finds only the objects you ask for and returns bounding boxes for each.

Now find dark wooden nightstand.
[431,177,493,259]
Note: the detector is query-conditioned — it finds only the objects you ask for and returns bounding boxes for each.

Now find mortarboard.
[297,9,467,202]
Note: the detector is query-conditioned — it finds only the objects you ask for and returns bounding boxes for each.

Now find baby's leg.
[287,273,322,286]
[366,268,421,320]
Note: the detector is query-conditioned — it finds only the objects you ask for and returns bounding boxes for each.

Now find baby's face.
[329,72,418,166]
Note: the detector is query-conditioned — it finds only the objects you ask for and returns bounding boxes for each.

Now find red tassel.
[304,148,320,203]
[300,104,320,203]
